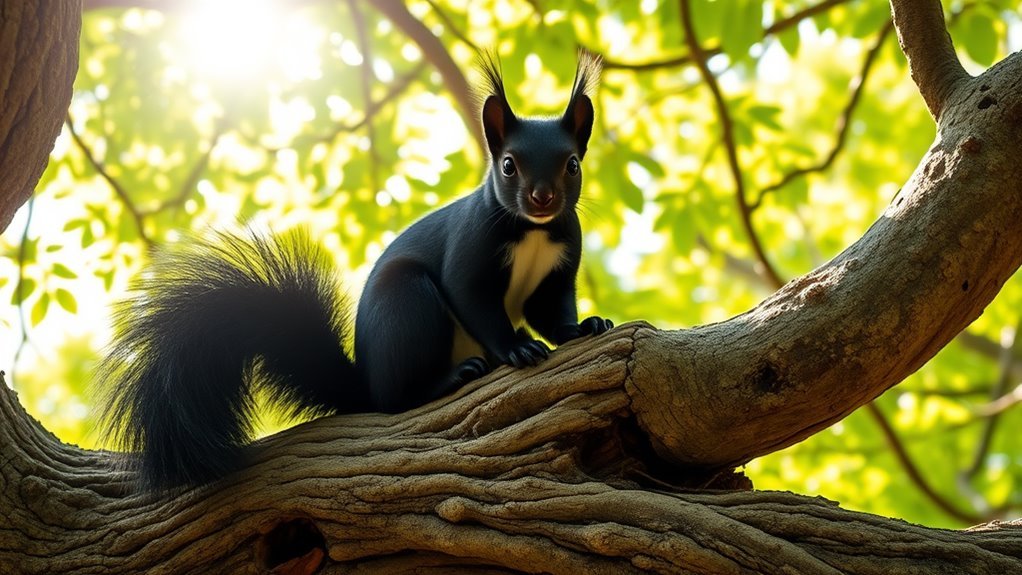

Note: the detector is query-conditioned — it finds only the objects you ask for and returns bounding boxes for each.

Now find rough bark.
[3,344,1022,574]
[0,0,80,232]
[2,0,1022,573]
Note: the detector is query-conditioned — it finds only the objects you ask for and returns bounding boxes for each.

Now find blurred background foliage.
[1,0,1020,528]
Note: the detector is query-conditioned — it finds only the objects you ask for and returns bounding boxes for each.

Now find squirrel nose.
[530,186,554,208]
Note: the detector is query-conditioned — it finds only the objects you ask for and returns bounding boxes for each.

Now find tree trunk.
[0,0,79,231]
[2,1,1022,573]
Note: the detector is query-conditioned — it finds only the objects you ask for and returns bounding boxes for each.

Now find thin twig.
[751,19,894,210]
[678,0,783,290]
[599,0,851,72]
[764,0,852,36]
[866,402,982,525]
[349,0,380,196]
[12,199,36,384]
[369,0,485,154]
[602,52,702,72]
[964,321,1022,478]
[972,385,1022,417]
[424,0,478,51]
[65,114,152,246]
[145,122,226,216]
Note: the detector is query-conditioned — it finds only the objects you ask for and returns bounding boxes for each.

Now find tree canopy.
[2,0,1022,533]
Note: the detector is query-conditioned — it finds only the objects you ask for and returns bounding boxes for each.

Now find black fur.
[99,52,612,491]
[99,230,364,490]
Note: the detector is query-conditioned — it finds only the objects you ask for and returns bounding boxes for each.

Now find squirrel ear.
[482,96,512,158]
[562,94,594,157]
[561,50,601,158]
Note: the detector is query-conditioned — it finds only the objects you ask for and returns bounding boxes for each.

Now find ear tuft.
[476,50,518,158]
[562,49,602,158]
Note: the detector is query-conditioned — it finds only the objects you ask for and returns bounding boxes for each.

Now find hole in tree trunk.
[256,517,327,575]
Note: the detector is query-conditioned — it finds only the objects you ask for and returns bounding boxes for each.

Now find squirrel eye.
[501,156,516,177]
[566,156,580,176]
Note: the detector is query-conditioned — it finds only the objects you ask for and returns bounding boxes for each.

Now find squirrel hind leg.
[355,258,460,413]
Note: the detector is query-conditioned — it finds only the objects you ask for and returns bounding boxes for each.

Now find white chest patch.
[503,230,568,327]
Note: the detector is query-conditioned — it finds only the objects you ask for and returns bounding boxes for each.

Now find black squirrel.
[98,52,613,491]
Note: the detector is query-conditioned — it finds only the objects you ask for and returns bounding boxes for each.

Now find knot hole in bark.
[978,95,996,110]
[753,361,786,394]
[255,517,326,575]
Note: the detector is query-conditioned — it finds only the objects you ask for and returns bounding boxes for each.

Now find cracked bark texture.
[0,0,79,230]
[2,0,1022,573]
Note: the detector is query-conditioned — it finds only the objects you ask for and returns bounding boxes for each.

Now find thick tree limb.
[0,1,79,232]
[2,339,1022,574]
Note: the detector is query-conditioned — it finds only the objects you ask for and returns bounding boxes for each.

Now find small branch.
[889,0,970,121]
[349,0,380,196]
[866,402,982,525]
[65,115,152,245]
[424,0,479,52]
[144,123,225,216]
[678,0,783,290]
[368,0,485,155]
[972,384,1022,417]
[602,52,701,72]
[764,0,852,36]
[12,199,36,382]
[296,62,427,150]
[598,0,851,72]
[752,19,894,210]
[964,321,1022,478]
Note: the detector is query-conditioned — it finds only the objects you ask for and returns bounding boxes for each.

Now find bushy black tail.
[98,229,366,491]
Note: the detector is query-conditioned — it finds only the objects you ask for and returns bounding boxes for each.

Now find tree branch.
[368,0,485,155]
[866,402,981,524]
[599,0,853,72]
[627,39,1022,469]
[12,200,37,381]
[678,0,784,290]
[889,0,970,121]
[144,122,226,216]
[65,115,153,245]
[764,0,852,36]
[752,19,894,210]
[3,356,1022,573]
[0,1,80,233]
[424,0,479,52]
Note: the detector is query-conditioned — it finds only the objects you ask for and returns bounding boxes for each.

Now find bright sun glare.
[180,0,322,84]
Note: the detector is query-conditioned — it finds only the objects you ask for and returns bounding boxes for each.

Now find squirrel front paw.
[504,339,550,368]
[554,316,614,344]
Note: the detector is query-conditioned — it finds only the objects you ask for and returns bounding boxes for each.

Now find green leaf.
[31,292,50,326]
[719,0,762,61]
[52,263,78,279]
[959,11,998,66]
[12,278,36,305]
[747,105,784,132]
[618,174,645,214]
[56,288,78,314]
[776,23,800,56]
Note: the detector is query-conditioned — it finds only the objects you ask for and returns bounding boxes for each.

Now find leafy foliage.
[1,0,1020,527]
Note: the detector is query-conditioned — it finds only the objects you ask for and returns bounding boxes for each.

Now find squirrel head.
[478,51,601,225]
